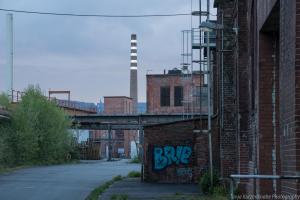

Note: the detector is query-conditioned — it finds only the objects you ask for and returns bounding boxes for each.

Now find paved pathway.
[0,160,140,200]
[100,178,200,200]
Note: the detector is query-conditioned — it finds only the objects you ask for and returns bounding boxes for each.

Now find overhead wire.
[0,8,191,18]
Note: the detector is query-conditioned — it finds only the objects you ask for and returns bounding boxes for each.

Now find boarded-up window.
[174,86,183,106]
[160,86,170,107]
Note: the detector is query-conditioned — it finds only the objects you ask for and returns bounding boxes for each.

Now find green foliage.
[0,86,75,168]
[213,185,228,197]
[85,175,123,200]
[110,194,128,200]
[113,175,124,181]
[0,94,11,109]
[129,155,141,163]
[199,170,220,195]
[127,171,141,178]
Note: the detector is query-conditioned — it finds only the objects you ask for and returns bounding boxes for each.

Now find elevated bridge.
[71,113,207,130]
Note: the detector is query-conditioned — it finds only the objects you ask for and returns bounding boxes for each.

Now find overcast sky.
[0,0,215,103]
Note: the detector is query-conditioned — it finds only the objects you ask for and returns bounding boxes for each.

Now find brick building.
[143,118,210,183]
[147,69,207,114]
[213,0,300,195]
[90,96,138,159]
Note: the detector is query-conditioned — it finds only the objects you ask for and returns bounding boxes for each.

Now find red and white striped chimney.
[130,34,138,113]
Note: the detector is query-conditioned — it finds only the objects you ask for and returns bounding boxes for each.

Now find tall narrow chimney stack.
[5,13,13,96]
[130,34,138,113]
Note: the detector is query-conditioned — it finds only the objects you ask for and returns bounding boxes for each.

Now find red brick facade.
[147,73,205,114]
[214,0,300,195]
[90,96,138,159]
[143,119,210,183]
[104,96,133,115]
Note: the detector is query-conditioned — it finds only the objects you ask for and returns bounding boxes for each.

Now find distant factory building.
[89,34,140,159]
[147,68,207,114]
[90,97,138,159]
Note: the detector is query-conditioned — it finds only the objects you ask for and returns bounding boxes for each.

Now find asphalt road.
[0,160,140,200]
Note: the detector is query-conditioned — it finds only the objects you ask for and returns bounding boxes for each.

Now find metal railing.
[229,174,300,200]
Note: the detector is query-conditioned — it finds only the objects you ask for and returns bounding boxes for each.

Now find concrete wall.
[257,0,278,30]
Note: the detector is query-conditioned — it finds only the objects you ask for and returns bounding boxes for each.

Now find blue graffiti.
[153,146,192,170]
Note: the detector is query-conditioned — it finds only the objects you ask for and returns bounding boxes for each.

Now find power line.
[0,8,191,18]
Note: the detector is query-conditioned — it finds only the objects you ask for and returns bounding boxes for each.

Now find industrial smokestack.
[130,34,138,113]
[5,13,13,96]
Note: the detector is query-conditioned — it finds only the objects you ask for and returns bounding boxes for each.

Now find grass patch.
[127,171,141,178]
[0,160,80,175]
[86,171,141,200]
[110,194,128,200]
[85,175,123,200]
[129,156,141,163]
[0,165,30,175]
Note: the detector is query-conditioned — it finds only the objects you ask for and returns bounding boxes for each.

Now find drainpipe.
[236,0,240,179]
[220,9,224,179]
[207,0,213,187]
[271,33,277,194]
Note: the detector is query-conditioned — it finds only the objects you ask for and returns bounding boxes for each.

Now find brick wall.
[215,0,238,178]
[104,96,133,114]
[280,0,300,195]
[234,0,251,193]
[143,119,211,183]
[147,74,204,114]
[90,96,138,159]
[257,32,280,195]
[214,0,288,195]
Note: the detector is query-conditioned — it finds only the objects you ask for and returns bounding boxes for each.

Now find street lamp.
[199,21,224,31]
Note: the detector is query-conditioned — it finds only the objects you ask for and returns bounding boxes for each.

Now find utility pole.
[5,13,13,98]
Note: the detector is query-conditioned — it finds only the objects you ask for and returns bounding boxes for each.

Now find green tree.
[0,86,75,167]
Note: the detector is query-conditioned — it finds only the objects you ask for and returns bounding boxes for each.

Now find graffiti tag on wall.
[176,168,193,178]
[153,146,192,170]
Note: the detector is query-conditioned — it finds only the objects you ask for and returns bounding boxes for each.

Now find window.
[160,86,170,107]
[174,86,183,106]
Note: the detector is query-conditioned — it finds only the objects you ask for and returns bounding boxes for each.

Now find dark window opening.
[174,86,183,106]
[160,86,170,107]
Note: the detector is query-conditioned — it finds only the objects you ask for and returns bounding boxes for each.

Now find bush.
[199,170,220,194]
[110,194,128,200]
[130,156,141,163]
[213,185,228,196]
[113,175,123,181]
[0,86,76,167]
[127,171,141,178]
